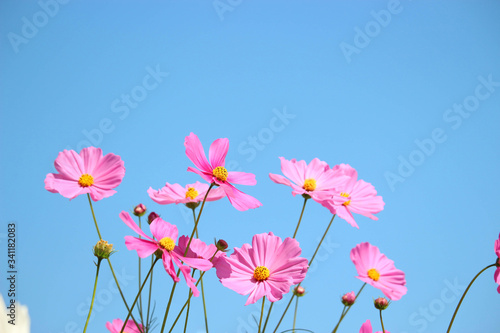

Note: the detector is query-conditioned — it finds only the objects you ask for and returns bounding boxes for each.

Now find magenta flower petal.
[45,147,125,201]
[350,242,407,301]
[106,318,143,333]
[495,233,500,259]
[185,133,261,211]
[268,173,292,186]
[209,138,229,167]
[217,232,308,305]
[119,211,152,240]
[124,236,159,258]
[150,218,178,241]
[359,320,390,333]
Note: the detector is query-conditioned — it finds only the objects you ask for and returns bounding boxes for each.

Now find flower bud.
[374,297,390,310]
[148,212,160,224]
[93,240,116,260]
[341,291,356,306]
[215,239,229,252]
[133,204,147,217]
[293,286,306,297]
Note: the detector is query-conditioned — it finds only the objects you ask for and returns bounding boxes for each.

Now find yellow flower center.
[303,178,316,191]
[185,187,199,200]
[253,266,270,281]
[340,192,351,206]
[78,174,94,187]
[212,166,228,181]
[367,268,380,281]
[159,237,175,252]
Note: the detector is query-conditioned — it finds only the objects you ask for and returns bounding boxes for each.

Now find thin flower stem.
[379,310,386,333]
[160,185,214,333]
[330,305,347,333]
[138,216,144,328]
[332,283,366,333]
[261,303,273,333]
[292,197,309,239]
[273,214,336,333]
[87,194,102,240]
[293,297,299,333]
[183,299,190,333]
[258,296,266,333]
[86,194,141,331]
[168,249,220,333]
[193,210,210,333]
[184,183,214,255]
[146,254,154,333]
[120,258,160,333]
[446,263,496,333]
[83,258,102,333]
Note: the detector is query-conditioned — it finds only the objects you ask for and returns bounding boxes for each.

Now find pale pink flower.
[321,164,384,228]
[120,211,212,297]
[45,147,125,201]
[216,232,308,305]
[184,133,262,211]
[269,157,347,204]
[176,235,227,268]
[494,233,500,293]
[106,318,143,333]
[147,181,225,205]
[350,242,407,301]
[359,320,390,333]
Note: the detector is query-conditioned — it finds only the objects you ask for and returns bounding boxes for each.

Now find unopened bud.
[341,291,356,306]
[148,212,160,224]
[374,297,389,310]
[93,240,116,260]
[215,239,228,252]
[293,286,306,297]
[185,202,201,210]
[133,204,147,217]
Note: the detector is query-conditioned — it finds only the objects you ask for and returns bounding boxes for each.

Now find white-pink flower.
[148,181,225,205]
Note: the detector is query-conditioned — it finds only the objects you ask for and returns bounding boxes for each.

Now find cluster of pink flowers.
[44,132,499,332]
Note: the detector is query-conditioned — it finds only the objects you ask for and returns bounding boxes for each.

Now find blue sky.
[1,1,500,332]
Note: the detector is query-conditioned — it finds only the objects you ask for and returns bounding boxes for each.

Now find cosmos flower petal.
[227,171,257,185]
[269,173,292,186]
[150,217,178,242]
[162,251,180,283]
[185,133,213,173]
[45,173,88,200]
[124,236,158,258]
[221,183,262,211]
[209,138,229,168]
[119,211,153,240]
[53,149,84,179]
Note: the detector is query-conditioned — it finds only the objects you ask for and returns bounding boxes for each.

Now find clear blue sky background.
[1,1,499,332]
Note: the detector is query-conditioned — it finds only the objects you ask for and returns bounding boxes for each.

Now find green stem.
[86,194,141,331]
[183,297,190,333]
[258,296,266,333]
[120,258,160,333]
[446,263,496,333]
[83,258,102,333]
[168,249,220,333]
[293,296,299,333]
[332,283,366,333]
[261,303,273,333]
[292,197,309,239]
[87,194,102,240]
[379,310,386,333]
[160,185,214,333]
[193,209,210,333]
[138,216,144,328]
[145,254,154,332]
[273,214,336,333]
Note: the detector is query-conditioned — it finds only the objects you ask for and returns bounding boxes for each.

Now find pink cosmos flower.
[45,147,125,201]
[494,233,500,293]
[359,320,390,333]
[147,181,226,205]
[216,232,308,305]
[320,164,384,228]
[184,133,262,211]
[106,318,143,333]
[120,211,212,297]
[269,157,347,204]
[350,242,407,301]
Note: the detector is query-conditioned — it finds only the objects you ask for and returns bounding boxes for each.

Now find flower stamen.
[213,166,228,182]
[159,237,175,252]
[185,187,199,200]
[78,174,94,187]
[340,192,351,206]
[367,268,380,281]
[253,266,270,281]
[303,178,316,191]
